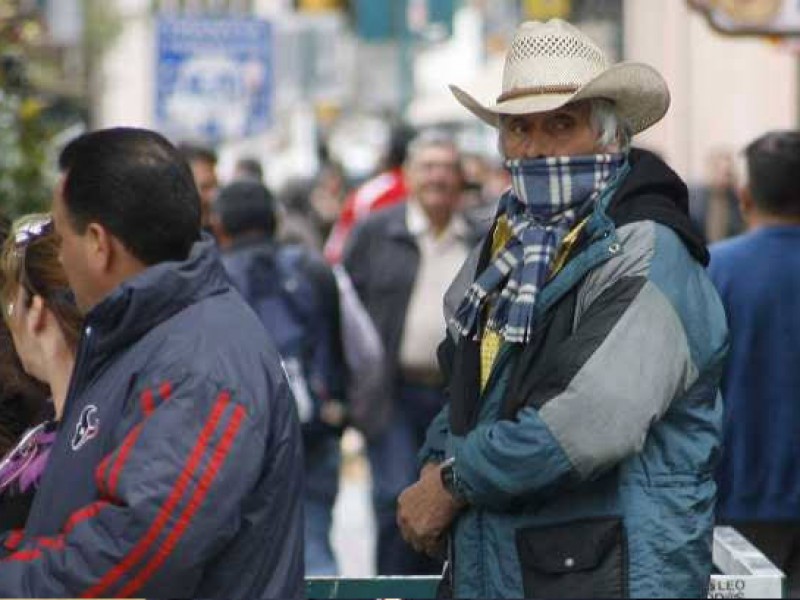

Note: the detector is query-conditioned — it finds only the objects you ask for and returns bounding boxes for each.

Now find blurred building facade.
[81,0,799,186]
[626,0,797,183]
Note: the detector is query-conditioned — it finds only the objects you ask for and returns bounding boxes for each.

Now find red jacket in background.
[324,167,407,263]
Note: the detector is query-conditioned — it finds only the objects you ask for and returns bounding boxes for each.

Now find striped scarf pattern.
[452,153,626,344]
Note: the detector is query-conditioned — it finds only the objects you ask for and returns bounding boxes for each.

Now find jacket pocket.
[515,517,627,599]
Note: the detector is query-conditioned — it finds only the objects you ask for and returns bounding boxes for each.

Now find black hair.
[278,177,314,214]
[384,123,416,170]
[745,131,800,219]
[234,157,264,182]
[176,142,218,166]
[58,128,201,265]
[216,180,277,238]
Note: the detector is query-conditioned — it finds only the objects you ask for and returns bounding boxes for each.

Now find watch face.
[441,461,456,490]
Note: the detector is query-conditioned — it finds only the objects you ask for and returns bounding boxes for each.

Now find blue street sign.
[156,17,272,142]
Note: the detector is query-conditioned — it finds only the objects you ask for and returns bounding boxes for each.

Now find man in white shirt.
[343,130,475,575]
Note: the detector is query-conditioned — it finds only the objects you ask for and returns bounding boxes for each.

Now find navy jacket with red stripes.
[0,236,305,598]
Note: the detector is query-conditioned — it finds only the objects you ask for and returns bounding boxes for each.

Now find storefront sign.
[689,0,800,36]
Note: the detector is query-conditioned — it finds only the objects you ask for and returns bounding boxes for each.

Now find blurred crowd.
[0,18,798,600]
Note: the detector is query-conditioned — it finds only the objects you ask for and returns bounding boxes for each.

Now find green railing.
[307,575,439,599]
[306,527,786,599]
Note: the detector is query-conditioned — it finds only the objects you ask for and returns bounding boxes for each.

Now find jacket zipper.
[474,344,512,598]
[62,324,95,420]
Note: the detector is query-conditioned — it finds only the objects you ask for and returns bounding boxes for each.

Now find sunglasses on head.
[13,214,53,249]
[4,214,74,318]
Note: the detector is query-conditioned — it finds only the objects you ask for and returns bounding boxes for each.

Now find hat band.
[497,84,581,103]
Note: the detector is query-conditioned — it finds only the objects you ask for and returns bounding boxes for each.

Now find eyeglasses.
[4,214,74,319]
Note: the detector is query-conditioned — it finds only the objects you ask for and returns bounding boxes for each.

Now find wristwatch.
[440,457,467,504]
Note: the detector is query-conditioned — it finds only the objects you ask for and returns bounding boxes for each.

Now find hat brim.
[450,62,670,135]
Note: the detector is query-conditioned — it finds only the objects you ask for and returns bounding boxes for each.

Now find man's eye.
[550,116,575,132]
[508,121,526,135]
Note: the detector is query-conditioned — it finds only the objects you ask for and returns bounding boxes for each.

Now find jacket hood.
[85,233,229,359]
[609,149,709,266]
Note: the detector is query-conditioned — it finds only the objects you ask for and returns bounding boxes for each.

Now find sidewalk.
[332,429,375,577]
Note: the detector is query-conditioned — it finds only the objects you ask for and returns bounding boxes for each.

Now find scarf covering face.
[452,153,627,344]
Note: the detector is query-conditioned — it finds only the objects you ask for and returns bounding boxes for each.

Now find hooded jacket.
[0,237,305,599]
[424,150,728,598]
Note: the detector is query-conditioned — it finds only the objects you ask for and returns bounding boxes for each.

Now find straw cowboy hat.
[450,19,670,135]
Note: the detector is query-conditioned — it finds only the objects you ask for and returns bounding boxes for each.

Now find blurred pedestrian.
[460,152,509,238]
[214,179,347,577]
[709,131,800,596]
[398,20,727,598]
[277,177,325,251]
[233,156,264,182]
[0,213,81,530]
[310,161,348,242]
[344,130,475,575]
[178,142,219,232]
[689,149,744,243]
[325,124,414,263]
[0,128,304,599]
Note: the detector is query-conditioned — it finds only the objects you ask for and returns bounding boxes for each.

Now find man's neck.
[748,210,800,230]
[412,200,455,236]
[87,259,149,312]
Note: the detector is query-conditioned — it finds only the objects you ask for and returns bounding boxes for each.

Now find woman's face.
[4,285,44,382]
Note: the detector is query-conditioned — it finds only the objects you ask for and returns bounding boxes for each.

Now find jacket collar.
[406,198,470,241]
[386,203,414,240]
[227,232,274,253]
[84,233,229,358]
[607,148,709,265]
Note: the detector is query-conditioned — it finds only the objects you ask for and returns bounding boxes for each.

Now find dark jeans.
[726,521,800,597]
[304,435,341,576]
[367,383,445,575]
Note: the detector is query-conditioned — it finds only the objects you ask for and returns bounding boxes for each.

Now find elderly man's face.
[406,144,463,217]
[499,101,603,160]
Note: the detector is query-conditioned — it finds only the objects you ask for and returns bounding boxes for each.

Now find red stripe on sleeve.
[81,390,231,599]
[63,501,111,535]
[4,529,24,551]
[0,502,109,564]
[141,388,155,417]
[117,406,247,597]
[95,455,112,497]
[36,536,65,550]
[105,424,144,499]
[98,384,172,498]
[2,548,42,562]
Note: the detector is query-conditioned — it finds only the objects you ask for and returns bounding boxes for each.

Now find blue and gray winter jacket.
[0,236,305,599]
[423,150,728,598]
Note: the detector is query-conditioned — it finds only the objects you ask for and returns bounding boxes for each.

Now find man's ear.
[85,222,113,274]
[737,185,756,229]
[210,213,231,249]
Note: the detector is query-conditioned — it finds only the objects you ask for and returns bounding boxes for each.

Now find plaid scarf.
[452,153,627,344]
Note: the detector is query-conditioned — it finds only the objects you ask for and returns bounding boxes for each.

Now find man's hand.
[397,463,466,557]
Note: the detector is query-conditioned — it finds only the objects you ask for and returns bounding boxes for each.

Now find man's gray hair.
[405,129,460,165]
[589,98,632,152]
